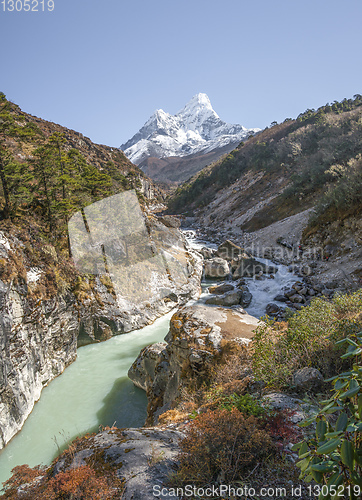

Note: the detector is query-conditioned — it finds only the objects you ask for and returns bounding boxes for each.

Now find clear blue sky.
[1,0,361,147]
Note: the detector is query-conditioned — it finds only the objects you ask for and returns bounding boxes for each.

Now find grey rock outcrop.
[53,427,183,500]
[128,304,260,424]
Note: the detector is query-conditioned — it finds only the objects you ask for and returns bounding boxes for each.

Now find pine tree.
[0,94,34,219]
[31,143,56,231]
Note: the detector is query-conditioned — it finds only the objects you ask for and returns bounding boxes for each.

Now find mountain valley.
[0,92,361,500]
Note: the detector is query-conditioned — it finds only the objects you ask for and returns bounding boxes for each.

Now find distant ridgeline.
[0,92,159,250]
[168,94,362,232]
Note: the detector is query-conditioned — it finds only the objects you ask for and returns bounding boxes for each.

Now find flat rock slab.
[55,428,183,500]
[214,307,260,340]
[186,303,260,342]
[263,392,318,423]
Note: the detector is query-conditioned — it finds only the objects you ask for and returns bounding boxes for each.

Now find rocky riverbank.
[184,208,361,295]
[191,237,320,321]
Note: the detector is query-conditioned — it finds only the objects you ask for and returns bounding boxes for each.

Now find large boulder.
[206,283,253,308]
[293,367,324,392]
[273,294,288,302]
[216,240,244,261]
[266,303,280,316]
[126,342,167,392]
[199,247,214,259]
[233,258,278,278]
[157,215,181,229]
[239,286,253,307]
[208,283,235,295]
[205,290,242,306]
[204,257,230,279]
[289,294,304,303]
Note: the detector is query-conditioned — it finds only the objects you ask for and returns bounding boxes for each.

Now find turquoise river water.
[0,310,174,487]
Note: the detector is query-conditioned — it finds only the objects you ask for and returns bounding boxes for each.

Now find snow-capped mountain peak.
[178,93,215,116]
[120,94,259,165]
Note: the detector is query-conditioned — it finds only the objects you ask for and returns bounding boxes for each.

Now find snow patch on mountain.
[121,93,260,165]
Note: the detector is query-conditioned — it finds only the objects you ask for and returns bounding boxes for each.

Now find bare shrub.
[175,408,274,485]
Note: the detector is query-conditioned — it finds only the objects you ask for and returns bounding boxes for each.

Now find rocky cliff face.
[0,216,202,449]
[74,212,203,345]
[0,231,79,449]
[0,286,78,450]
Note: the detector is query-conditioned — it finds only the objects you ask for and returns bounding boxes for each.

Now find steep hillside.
[138,141,239,185]
[0,92,168,253]
[0,92,161,210]
[169,97,361,225]
[168,96,362,225]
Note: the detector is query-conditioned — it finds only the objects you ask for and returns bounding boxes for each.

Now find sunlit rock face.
[69,191,203,343]
[0,261,78,449]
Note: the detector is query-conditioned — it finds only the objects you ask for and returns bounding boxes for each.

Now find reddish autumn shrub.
[265,409,302,445]
[1,465,46,499]
[1,464,122,499]
[176,408,275,485]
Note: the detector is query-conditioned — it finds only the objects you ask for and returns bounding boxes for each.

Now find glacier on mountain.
[120,93,260,165]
